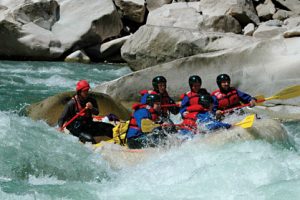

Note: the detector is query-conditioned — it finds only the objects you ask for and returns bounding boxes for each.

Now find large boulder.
[121,25,259,70]
[99,35,131,62]
[0,0,60,59]
[0,0,123,60]
[147,2,242,33]
[26,91,131,126]
[97,37,300,112]
[198,0,259,26]
[253,21,287,38]
[256,0,276,21]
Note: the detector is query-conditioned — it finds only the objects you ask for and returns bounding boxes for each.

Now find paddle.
[223,85,300,114]
[141,119,161,132]
[161,103,180,108]
[233,114,255,129]
[60,108,87,131]
[141,114,256,133]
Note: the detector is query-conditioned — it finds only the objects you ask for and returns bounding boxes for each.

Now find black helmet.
[198,94,213,109]
[152,76,167,91]
[188,75,202,89]
[146,94,161,107]
[216,74,231,88]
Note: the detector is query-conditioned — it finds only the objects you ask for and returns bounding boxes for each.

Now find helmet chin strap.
[220,87,230,94]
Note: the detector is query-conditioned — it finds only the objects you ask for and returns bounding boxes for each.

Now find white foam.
[28,175,66,185]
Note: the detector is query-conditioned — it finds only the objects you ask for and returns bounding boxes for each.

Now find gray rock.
[0,0,123,60]
[243,23,255,36]
[199,0,260,26]
[284,26,300,38]
[121,25,257,70]
[147,2,241,33]
[146,0,172,11]
[65,50,90,63]
[283,16,300,28]
[273,0,300,15]
[114,0,146,23]
[273,9,294,21]
[256,0,276,21]
[253,21,287,38]
[100,35,131,63]
[11,0,59,30]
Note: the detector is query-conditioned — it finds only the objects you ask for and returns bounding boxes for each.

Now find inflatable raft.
[94,118,290,169]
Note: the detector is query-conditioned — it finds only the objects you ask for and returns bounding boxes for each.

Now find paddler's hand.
[216,110,223,116]
[215,110,223,120]
[182,111,188,117]
[249,99,256,107]
[85,102,93,109]
[57,127,64,132]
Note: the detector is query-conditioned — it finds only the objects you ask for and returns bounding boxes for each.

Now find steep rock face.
[26,91,131,126]
[0,0,123,60]
[97,37,300,109]
[121,25,259,70]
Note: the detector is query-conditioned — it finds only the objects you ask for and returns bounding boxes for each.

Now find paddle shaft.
[222,99,265,114]
[61,108,87,130]
[161,104,180,108]
[222,85,300,114]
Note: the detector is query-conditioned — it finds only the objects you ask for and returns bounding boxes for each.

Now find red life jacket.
[211,88,240,110]
[184,91,199,106]
[129,103,159,130]
[139,89,156,96]
[181,104,207,129]
[73,96,91,122]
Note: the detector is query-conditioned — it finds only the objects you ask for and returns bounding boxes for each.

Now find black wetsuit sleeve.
[57,100,76,128]
[168,97,180,115]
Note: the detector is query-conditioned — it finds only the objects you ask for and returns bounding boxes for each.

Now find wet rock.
[26,91,130,126]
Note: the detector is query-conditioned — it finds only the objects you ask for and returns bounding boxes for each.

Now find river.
[0,60,300,200]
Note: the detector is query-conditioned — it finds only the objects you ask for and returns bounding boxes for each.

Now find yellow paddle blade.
[234,114,255,129]
[265,85,300,101]
[141,119,161,133]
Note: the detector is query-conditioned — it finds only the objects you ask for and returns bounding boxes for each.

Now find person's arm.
[168,97,180,115]
[57,100,75,128]
[179,95,189,117]
[211,95,219,114]
[237,90,256,106]
[197,112,231,130]
[88,98,99,115]
[205,120,231,130]
[140,93,149,104]
[134,109,151,129]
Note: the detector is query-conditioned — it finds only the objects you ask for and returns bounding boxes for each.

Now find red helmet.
[76,80,90,91]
